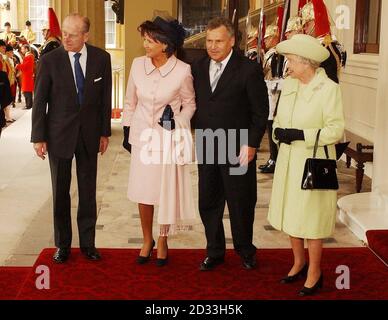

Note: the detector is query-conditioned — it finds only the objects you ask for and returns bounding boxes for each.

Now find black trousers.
[48,134,98,249]
[24,92,33,109]
[198,160,257,259]
[267,120,278,161]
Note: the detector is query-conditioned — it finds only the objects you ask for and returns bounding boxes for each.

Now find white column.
[337,0,388,242]
[372,0,388,196]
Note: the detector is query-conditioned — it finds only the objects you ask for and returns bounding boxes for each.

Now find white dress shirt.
[209,49,233,85]
[68,44,87,93]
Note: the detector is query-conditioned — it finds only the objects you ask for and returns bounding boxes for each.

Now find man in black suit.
[31,14,112,263]
[192,17,269,271]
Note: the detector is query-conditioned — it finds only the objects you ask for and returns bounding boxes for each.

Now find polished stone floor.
[0,111,371,266]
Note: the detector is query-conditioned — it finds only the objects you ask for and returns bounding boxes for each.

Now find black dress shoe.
[298,274,323,297]
[199,257,224,271]
[258,159,272,170]
[80,247,101,261]
[156,243,168,267]
[136,240,155,265]
[280,264,308,284]
[260,160,276,173]
[242,256,257,270]
[53,248,71,264]
[156,256,168,267]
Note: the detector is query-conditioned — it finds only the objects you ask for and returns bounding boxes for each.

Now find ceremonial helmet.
[300,0,331,38]
[264,24,279,40]
[246,27,258,50]
[285,16,303,34]
[42,8,61,37]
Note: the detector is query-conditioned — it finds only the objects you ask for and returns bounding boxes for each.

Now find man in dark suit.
[31,13,112,263]
[192,17,269,271]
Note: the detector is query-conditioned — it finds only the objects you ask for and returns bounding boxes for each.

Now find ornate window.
[105,0,116,48]
[28,0,49,44]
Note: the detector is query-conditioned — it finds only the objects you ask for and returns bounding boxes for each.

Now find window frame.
[354,0,381,54]
[28,0,49,44]
[105,0,117,49]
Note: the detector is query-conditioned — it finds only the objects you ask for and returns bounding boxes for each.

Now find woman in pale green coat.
[267,35,345,296]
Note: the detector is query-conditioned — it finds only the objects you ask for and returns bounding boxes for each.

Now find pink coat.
[122,55,196,151]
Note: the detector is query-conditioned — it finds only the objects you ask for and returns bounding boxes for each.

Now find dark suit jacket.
[31,44,112,158]
[192,50,269,156]
[0,71,12,129]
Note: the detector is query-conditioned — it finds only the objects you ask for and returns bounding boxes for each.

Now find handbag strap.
[273,90,281,118]
[313,129,330,159]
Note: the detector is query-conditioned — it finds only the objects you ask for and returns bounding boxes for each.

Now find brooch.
[312,82,325,92]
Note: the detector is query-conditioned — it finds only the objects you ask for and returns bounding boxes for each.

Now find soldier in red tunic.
[16,44,35,109]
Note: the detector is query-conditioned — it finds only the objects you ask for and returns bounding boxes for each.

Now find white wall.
[324,0,378,141]
[324,0,378,178]
[372,0,388,193]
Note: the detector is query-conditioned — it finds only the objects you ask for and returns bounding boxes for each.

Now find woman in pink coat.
[122,17,196,266]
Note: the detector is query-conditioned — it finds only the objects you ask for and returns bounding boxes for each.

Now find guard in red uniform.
[16,44,35,109]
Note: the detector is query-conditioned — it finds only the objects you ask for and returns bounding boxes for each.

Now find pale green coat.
[267,68,345,239]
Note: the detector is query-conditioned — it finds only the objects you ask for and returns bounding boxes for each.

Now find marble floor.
[0,111,371,266]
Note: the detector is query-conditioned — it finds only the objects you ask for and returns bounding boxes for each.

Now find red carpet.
[367,230,388,265]
[7,248,387,300]
[0,267,31,300]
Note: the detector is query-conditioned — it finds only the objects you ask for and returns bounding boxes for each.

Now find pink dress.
[122,55,196,205]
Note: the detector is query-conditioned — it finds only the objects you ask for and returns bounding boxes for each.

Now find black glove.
[158,105,175,131]
[274,128,305,145]
[122,126,131,153]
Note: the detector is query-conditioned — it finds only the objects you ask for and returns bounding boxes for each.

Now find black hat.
[153,16,186,48]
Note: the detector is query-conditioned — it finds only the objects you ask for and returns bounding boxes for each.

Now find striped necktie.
[211,62,223,92]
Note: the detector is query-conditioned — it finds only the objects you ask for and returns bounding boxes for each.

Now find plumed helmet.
[264,24,279,40]
[286,16,303,34]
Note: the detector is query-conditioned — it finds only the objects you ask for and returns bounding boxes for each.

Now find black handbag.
[122,126,131,153]
[301,130,339,190]
[158,104,175,131]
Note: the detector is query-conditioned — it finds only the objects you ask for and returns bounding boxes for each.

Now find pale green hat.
[276,34,330,63]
